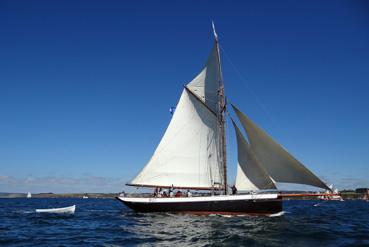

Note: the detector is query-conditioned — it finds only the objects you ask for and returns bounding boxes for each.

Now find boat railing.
[121,192,218,198]
[120,191,277,198]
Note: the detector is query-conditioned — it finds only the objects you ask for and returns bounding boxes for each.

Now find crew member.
[231,185,237,195]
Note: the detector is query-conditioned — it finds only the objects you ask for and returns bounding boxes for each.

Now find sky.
[1,0,369,193]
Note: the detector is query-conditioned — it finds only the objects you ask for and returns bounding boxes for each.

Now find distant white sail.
[232,104,330,190]
[231,119,276,190]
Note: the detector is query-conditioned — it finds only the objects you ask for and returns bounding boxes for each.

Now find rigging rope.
[219,45,274,122]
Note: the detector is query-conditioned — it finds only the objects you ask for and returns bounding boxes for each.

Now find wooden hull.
[116,194,282,215]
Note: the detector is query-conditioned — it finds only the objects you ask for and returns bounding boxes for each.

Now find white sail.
[231,119,276,190]
[187,42,221,113]
[232,104,330,190]
[129,41,223,189]
[129,89,221,189]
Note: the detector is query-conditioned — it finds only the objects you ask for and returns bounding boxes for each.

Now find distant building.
[355,188,369,194]
[356,188,369,200]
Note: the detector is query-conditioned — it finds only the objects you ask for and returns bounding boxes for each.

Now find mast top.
[212,21,218,42]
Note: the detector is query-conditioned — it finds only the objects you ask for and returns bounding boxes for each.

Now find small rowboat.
[36,205,76,214]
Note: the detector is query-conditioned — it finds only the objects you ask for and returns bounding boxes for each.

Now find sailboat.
[116,24,331,215]
[318,185,343,201]
[27,192,32,198]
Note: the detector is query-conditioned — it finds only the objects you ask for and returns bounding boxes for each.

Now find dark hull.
[116,197,282,215]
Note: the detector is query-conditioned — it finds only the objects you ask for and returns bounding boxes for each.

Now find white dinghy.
[36,205,76,214]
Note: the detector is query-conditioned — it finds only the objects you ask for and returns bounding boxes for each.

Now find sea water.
[0,198,368,246]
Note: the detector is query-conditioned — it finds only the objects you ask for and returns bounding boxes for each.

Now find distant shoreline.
[0,193,118,199]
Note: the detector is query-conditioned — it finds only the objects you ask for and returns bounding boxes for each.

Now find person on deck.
[187,190,192,197]
[169,184,174,197]
[162,191,167,197]
[158,188,163,197]
[231,185,238,195]
[175,190,182,197]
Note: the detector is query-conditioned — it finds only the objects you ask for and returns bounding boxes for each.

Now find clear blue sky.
[1,0,368,193]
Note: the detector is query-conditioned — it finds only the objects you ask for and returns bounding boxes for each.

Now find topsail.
[187,42,221,114]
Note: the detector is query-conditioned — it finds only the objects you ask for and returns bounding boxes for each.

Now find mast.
[213,22,227,194]
[128,24,227,191]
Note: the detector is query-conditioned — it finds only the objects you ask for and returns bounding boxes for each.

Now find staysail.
[128,41,224,189]
[231,119,276,190]
[232,104,330,190]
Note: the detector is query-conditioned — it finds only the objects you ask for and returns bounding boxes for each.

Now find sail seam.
[184,86,217,117]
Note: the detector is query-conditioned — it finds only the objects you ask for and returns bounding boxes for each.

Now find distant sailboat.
[318,185,344,201]
[27,192,31,198]
[116,24,331,215]
[363,193,369,201]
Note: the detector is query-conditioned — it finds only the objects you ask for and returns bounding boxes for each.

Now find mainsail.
[231,104,330,190]
[231,119,276,190]
[128,41,224,189]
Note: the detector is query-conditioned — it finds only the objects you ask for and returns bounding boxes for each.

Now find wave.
[268,211,286,217]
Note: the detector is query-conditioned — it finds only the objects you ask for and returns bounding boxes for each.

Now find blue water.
[0,199,368,246]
